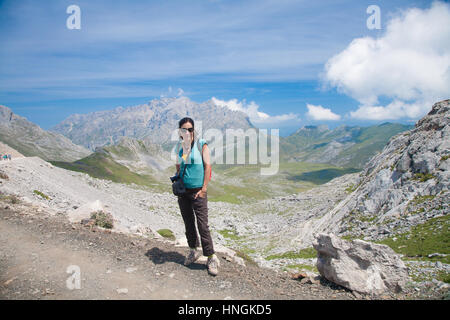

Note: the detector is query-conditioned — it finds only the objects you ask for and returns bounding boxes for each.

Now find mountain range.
[0,97,416,193]
[50,97,255,151]
[279,123,413,168]
[46,96,412,169]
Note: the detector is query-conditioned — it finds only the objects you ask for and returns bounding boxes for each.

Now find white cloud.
[211,97,301,127]
[160,86,185,98]
[323,1,450,120]
[306,104,341,120]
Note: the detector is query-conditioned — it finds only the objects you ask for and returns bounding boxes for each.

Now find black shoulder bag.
[172,161,187,196]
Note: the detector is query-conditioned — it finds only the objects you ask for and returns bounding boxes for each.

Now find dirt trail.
[0,199,360,300]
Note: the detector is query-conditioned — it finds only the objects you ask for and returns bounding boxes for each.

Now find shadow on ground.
[287,168,360,184]
[145,247,206,270]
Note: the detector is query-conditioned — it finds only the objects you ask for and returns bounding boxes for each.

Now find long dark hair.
[178,117,194,129]
[178,117,197,145]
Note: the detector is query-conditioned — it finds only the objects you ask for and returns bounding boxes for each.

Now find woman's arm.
[201,144,211,191]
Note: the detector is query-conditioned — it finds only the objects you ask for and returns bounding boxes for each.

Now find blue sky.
[1,0,448,136]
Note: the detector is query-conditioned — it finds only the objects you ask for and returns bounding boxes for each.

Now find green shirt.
[178,138,207,188]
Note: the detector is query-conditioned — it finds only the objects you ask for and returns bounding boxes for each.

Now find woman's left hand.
[194,188,207,199]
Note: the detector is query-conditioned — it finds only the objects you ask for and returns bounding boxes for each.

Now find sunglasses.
[180,127,194,133]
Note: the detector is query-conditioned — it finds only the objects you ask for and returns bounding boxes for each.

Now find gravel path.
[0,199,360,300]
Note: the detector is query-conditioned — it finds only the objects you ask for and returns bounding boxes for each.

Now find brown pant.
[177,187,215,257]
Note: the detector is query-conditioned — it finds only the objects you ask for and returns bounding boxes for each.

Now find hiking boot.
[207,254,220,276]
[184,248,201,266]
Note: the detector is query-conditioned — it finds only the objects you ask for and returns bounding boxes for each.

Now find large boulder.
[313,233,409,295]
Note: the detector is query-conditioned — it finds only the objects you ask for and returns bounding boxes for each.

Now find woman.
[176,117,219,276]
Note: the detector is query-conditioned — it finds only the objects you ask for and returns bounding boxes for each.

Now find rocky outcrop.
[293,100,449,247]
[313,233,409,295]
[336,100,449,240]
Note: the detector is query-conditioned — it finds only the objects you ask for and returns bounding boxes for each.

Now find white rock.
[116,288,128,294]
[313,233,410,295]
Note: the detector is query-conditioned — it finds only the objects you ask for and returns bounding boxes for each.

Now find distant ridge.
[0,141,25,158]
[280,123,413,168]
[0,105,91,162]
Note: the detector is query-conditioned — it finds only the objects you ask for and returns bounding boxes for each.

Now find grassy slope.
[50,152,163,191]
[377,215,450,264]
[343,123,412,168]
[209,161,359,204]
[0,133,46,159]
[376,215,450,283]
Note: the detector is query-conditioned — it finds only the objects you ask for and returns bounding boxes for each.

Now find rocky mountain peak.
[0,105,14,122]
[50,97,254,151]
[0,105,26,125]
[415,99,449,132]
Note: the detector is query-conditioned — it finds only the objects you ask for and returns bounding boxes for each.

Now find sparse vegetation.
[0,171,9,180]
[157,228,175,240]
[341,234,358,241]
[412,173,435,182]
[406,195,436,215]
[409,207,426,215]
[356,212,377,223]
[440,154,450,162]
[283,263,318,273]
[0,192,21,204]
[33,190,50,200]
[90,210,114,229]
[345,184,356,194]
[410,195,436,205]
[232,248,258,266]
[265,247,317,261]
[50,152,162,191]
[406,262,450,284]
[218,229,242,240]
[9,194,20,204]
[376,215,450,264]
